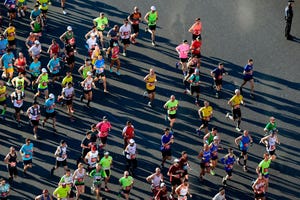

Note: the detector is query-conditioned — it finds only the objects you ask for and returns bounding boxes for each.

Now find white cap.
[34,40,40,45]
[129,139,135,144]
[151,6,156,11]
[104,151,109,155]
[235,89,240,94]
[49,93,55,99]
[90,33,95,37]
[41,68,47,73]
[213,136,219,140]
[67,26,72,31]
[160,182,166,188]
[174,158,179,163]
[87,71,93,76]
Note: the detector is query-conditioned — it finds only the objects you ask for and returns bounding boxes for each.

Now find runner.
[196,101,213,135]
[26,101,41,139]
[234,130,253,172]
[59,169,75,199]
[60,26,76,50]
[203,127,220,145]
[59,82,75,121]
[85,25,99,40]
[4,147,18,183]
[78,58,93,80]
[28,56,41,91]
[30,16,44,36]
[60,0,67,15]
[143,68,157,107]
[0,34,8,57]
[220,148,237,186]
[13,52,27,74]
[190,36,202,66]
[30,4,41,21]
[163,95,179,130]
[175,40,190,76]
[189,68,201,105]
[89,163,106,200]
[256,153,276,192]
[160,128,174,168]
[209,136,222,175]
[96,116,112,149]
[109,42,121,75]
[91,45,101,65]
[211,62,227,98]
[252,173,267,200]
[240,59,255,99]
[10,86,25,127]
[47,53,61,84]
[85,33,98,56]
[28,40,42,60]
[198,144,212,181]
[144,6,158,46]
[0,48,15,86]
[264,116,278,136]
[50,140,68,176]
[93,54,108,93]
[19,138,34,176]
[53,183,70,200]
[35,189,53,200]
[146,167,164,198]
[4,0,17,21]
[78,131,92,165]
[154,182,169,200]
[99,151,113,192]
[42,93,57,133]
[25,33,39,50]
[226,89,244,132]
[188,18,202,40]
[0,81,8,119]
[3,23,16,49]
[0,178,10,200]
[122,120,135,149]
[37,0,50,19]
[84,145,99,174]
[11,72,30,91]
[118,171,134,200]
[119,18,131,56]
[72,163,86,200]
[80,71,96,108]
[260,131,280,156]
[64,43,75,71]
[175,179,192,200]
[167,159,183,199]
[47,39,60,58]
[124,139,137,176]
[212,187,226,200]
[178,151,190,180]
[61,71,73,88]
[128,6,142,44]
[93,12,109,49]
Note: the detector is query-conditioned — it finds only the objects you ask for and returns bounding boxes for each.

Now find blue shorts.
[263,173,269,179]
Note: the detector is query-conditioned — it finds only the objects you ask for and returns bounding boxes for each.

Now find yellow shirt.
[61,76,73,87]
[229,94,243,107]
[0,86,7,102]
[199,106,213,118]
[145,74,156,90]
[53,186,70,198]
[5,27,16,41]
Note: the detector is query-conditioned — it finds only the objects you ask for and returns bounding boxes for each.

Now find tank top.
[16,57,26,67]
[192,23,202,35]
[206,132,214,145]
[41,195,51,200]
[255,181,265,193]
[12,91,24,107]
[38,74,48,89]
[65,32,74,41]
[202,150,211,163]
[130,12,141,24]
[225,155,235,170]
[268,136,276,151]
[50,44,60,55]
[240,135,250,150]
[8,153,17,167]
[111,46,119,59]
[179,186,188,196]
[56,146,67,161]
[126,143,136,159]
[82,65,92,79]
[87,151,98,166]
[14,77,25,90]
[83,78,93,91]
[29,106,40,120]
[210,143,218,157]
[74,168,85,183]
[63,87,74,100]
[33,22,42,33]
[146,74,156,90]
[152,174,161,187]
[148,11,157,25]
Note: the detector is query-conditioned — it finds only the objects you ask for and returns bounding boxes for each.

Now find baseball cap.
[34,40,40,45]
[41,68,47,73]
[87,71,93,76]
[129,139,135,144]
[174,158,179,163]
[235,89,240,94]
[67,26,72,31]
[213,136,219,140]
[151,6,156,11]
[90,33,95,37]
[104,151,109,155]
[49,93,55,99]
[103,116,108,120]
[160,182,166,188]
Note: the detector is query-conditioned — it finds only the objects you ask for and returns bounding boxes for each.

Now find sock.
[237,120,241,127]
[244,159,247,166]
[87,100,91,106]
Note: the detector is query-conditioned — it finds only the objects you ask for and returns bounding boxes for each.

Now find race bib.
[10,4,16,9]
[77,178,83,182]
[42,82,47,86]
[270,145,275,150]
[218,75,223,79]
[164,144,170,149]
[87,84,92,90]
[10,162,16,167]
[263,168,268,173]
[130,154,136,159]
[244,143,248,147]
[227,164,233,169]
[91,157,97,162]
[25,154,31,158]
[42,3,47,7]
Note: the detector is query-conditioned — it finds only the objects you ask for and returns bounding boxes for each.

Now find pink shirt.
[96,121,112,137]
[176,44,190,59]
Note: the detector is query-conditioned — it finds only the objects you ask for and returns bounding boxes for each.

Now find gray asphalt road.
[0,0,300,200]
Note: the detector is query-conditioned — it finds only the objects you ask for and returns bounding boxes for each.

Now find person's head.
[150,5,156,12]
[42,189,49,196]
[234,89,240,95]
[91,124,96,131]
[0,34,4,40]
[181,151,187,159]
[113,25,119,31]
[10,146,15,153]
[86,131,91,139]
[103,116,108,121]
[288,0,294,6]
[212,127,218,134]
[87,71,93,77]
[228,147,233,155]
[124,18,129,25]
[129,139,135,146]
[149,68,155,75]
[67,26,72,32]
[183,178,189,186]
[258,173,263,179]
[33,101,39,108]
[213,136,219,143]
[243,130,249,136]
[124,171,130,177]
[78,162,84,169]
[49,93,55,100]
[60,140,67,147]
[7,48,12,54]
[219,187,225,195]
[25,138,31,144]
[17,72,24,78]
[33,56,39,62]
[52,39,57,44]
[91,145,97,152]
[155,167,161,175]
[9,23,13,27]
[52,53,57,59]
[194,68,200,74]
[183,39,188,44]
[34,40,40,46]
[65,169,71,176]
[85,57,91,65]
[100,12,105,18]
[173,158,180,166]
[0,81,4,87]
[203,143,209,150]
[18,52,24,58]
[204,101,209,107]
[97,54,103,60]
[195,17,201,22]
[164,128,170,135]
[134,6,139,12]
[113,42,118,47]
[104,151,109,157]
[96,163,102,170]
[170,95,176,101]
[0,178,5,185]
[196,36,201,41]
[61,182,67,188]
[34,4,39,9]
[270,116,275,123]
[160,182,166,189]
[263,153,270,160]
[126,120,132,126]
[248,58,253,65]
[218,62,224,69]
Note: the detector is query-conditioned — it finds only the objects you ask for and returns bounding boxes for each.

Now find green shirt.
[100,156,112,169]
[258,159,271,175]
[119,176,133,189]
[53,186,70,198]
[165,100,179,115]
[148,11,157,25]
[90,169,106,183]
[265,122,277,132]
[82,65,92,79]
[94,17,108,31]
[38,74,48,89]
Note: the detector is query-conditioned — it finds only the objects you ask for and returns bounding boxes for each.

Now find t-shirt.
[100,156,113,169]
[38,74,48,89]
[45,98,55,113]
[0,183,10,197]
[30,9,41,20]
[0,39,8,51]
[161,133,173,151]
[265,122,277,132]
[0,86,7,102]
[107,28,118,40]
[119,24,131,39]
[212,192,226,200]
[62,76,73,86]
[47,58,60,74]
[189,74,200,86]
[119,176,133,189]
[96,121,111,137]
[59,175,73,185]
[199,106,213,118]
[176,43,190,59]
[229,95,243,107]
[191,40,202,55]
[20,143,34,160]
[243,64,253,78]
[5,27,15,41]
[94,59,105,74]
[86,37,97,49]
[212,67,226,80]
[39,0,49,10]
[2,52,15,69]
[81,136,91,156]
[29,45,41,57]
[165,100,179,115]
[94,17,108,31]
[53,186,70,198]
[29,61,41,77]
[258,159,271,175]
[168,165,182,181]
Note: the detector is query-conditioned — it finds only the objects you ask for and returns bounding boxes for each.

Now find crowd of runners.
[0,1,284,200]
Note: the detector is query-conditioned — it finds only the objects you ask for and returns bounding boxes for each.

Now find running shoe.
[196,129,201,136]
[145,27,149,32]
[18,122,21,128]
[143,91,147,98]
[109,68,113,73]
[236,127,242,132]
[34,134,37,139]
[222,178,227,186]
[151,41,156,46]
[17,12,21,18]
[6,82,12,86]
[116,71,121,76]
[21,10,25,17]
[147,102,152,107]
[63,10,67,15]
[215,92,219,99]
[105,186,110,192]
[250,93,255,99]
[80,95,84,102]
[210,170,215,176]
[175,62,180,69]
[225,113,230,119]
[243,165,248,172]
[122,52,126,57]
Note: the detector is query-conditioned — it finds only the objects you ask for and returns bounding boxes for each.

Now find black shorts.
[104,169,111,177]
[55,159,67,167]
[241,150,248,156]
[147,88,156,94]
[0,99,7,106]
[96,72,105,78]
[254,192,265,198]
[8,8,17,13]
[66,55,75,65]
[226,169,233,176]
[83,89,92,94]
[192,53,201,58]
[201,119,209,128]
[31,120,39,126]
[232,108,241,119]
[171,178,181,186]
[30,74,38,82]
[148,25,156,31]
[180,58,188,63]
[269,149,275,156]
[51,72,60,78]
[168,113,176,119]
[190,85,200,94]
[8,40,16,46]
[243,76,253,82]
[132,24,139,33]
[64,99,73,105]
[23,159,32,166]
[200,161,210,169]
[7,166,18,176]
[192,34,201,40]
[14,106,22,113]
[215,79,222,86]
[100,136,107,145]
[122,189,131,194]
[188,67,195,75]
[121,38,130,45]
[161,149,172,158]
[109,39,118,48]
[45,111,56,119]
[41,9,48,14]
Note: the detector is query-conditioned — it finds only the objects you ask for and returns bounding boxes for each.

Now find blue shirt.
[161,132,173,151]
[20,143,34,161]
[45,98,55,113]
[240,135,250,151]
[0,183,10,196]
[30,9,41,19]
[243,64,253,78]
[1,52,15,69]
[29,61,41,77]
[94,59,105,74]
[212,67,226,79]
[0,39,8,53]
[221,155,236,171]
[47,58,60,74]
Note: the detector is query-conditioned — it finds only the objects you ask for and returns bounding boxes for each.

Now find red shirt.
[168,164,183,182]
[123,125,134,139]
[191,40,202,55]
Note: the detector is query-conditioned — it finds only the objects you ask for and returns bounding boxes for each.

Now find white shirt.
[212,192,226,200]
[86,37,98,50]
[119,24,131,39]
[62,87,74,100]
[29,45,41,56]
[125,143,136,159]
[55,145,67,161]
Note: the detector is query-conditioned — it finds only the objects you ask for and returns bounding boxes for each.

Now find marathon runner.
[99,151,113,192]
[252,173,267,200]
[175,40,190,76]
[143,68,157,107]
[50,140,68,176]
[42,93,57,133]
[256,153,276,192]
[4,147,18,183]
[198,144,212,181]
[0,81,8,119]
[235,130,253,172]
[13,52,27,74]
[167,158,183,199]
[146,167,164,198]
[119,171,134,200]
[0,48,15,86]
[210,62,227,98]
[34,68,49,100]
[26,101,41,139]
[240,59,255,99]
[124,139,137,176]
[19,138,34,177]
[93,54,108,93]
[220,148,237,186]
[89,163,106,200]
[10,86,25,127]
[93,12,109,49]
[197,101,213,135]
[119,18,131,57]
[128,6,142,44]
[163,95,179,131]
[144,6,158,46]
[264,116,278,136]
[80,71,96,108]
[0,178,10,200]
[96,116,112,149]
[175,179,192,200]
[160,128,174,168]
[260,131,280,156]
[122,121,135,149]
[72,163,86,199]
[226,89,244,132]
[188,18,202,40]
